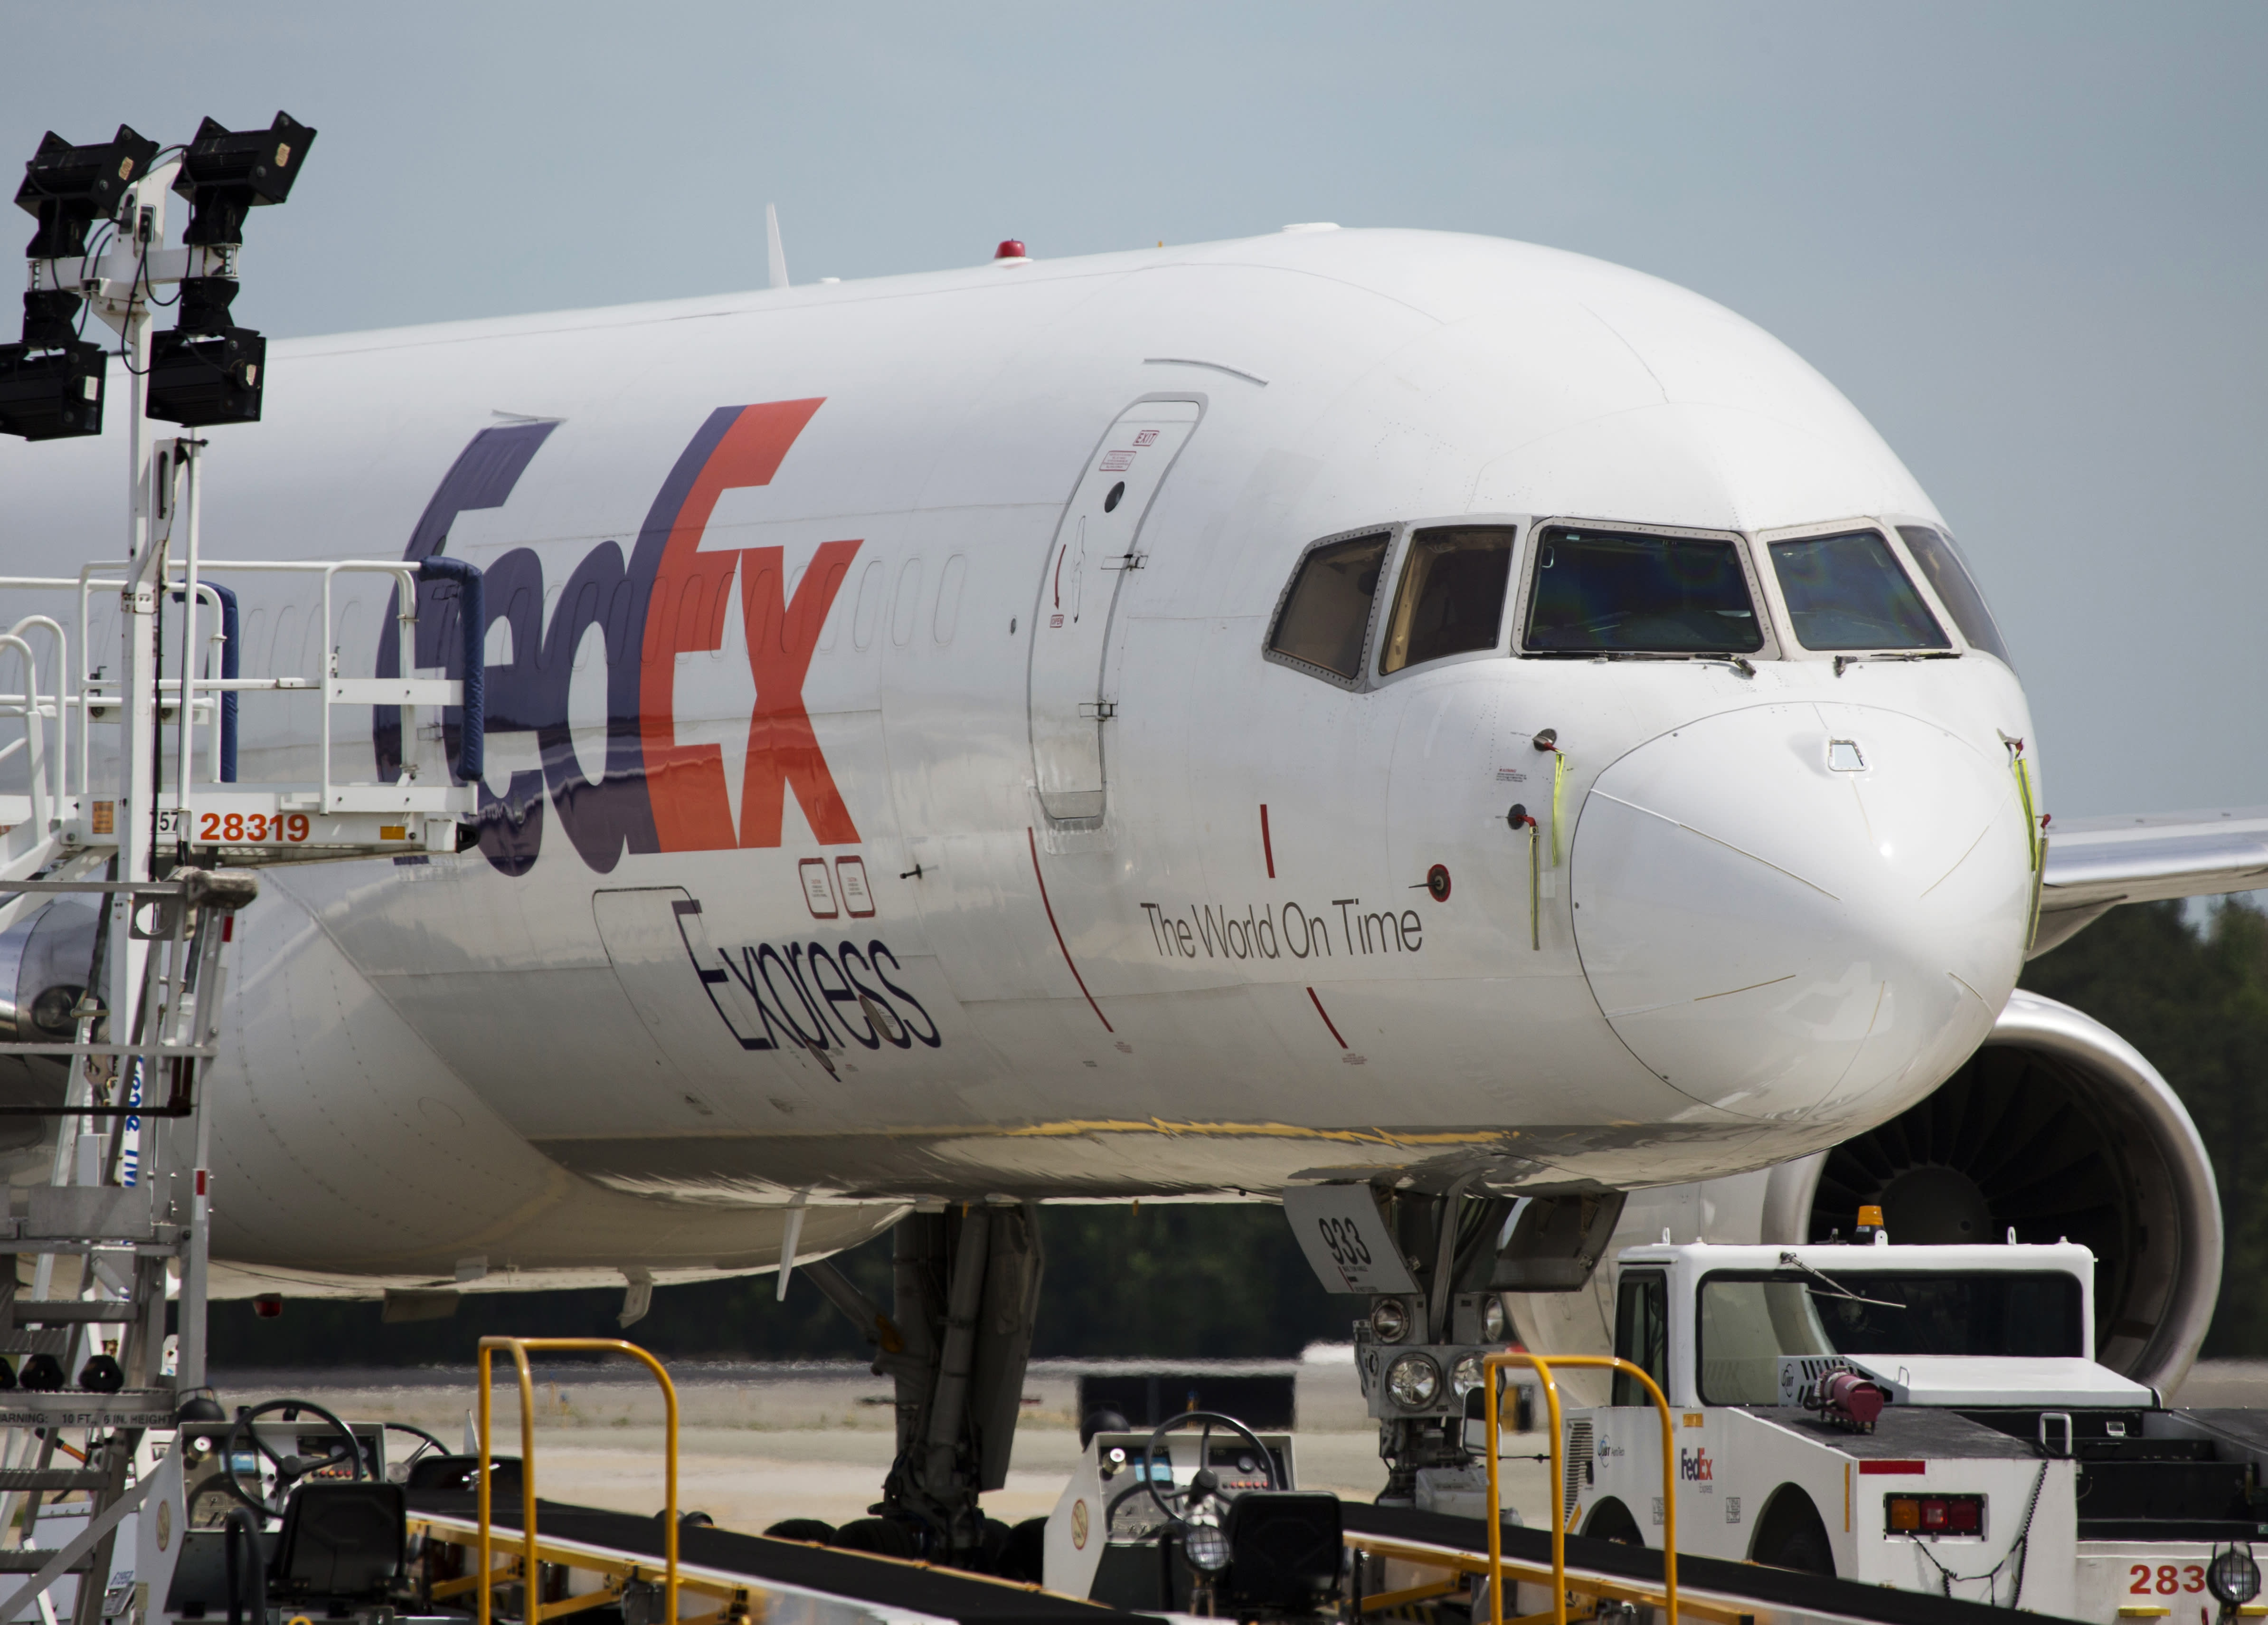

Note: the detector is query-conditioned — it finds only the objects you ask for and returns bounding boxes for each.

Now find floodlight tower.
[0,111,314,1123]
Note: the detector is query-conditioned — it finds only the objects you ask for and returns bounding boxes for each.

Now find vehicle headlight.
[1183,1521,1232,1572]
[2209,1547,2261,1607]
[1450,1353,1486,1396]
[1370,1298,1411,1343]
[1386,1351,1443,1409]
[1483,1295,1507,1342]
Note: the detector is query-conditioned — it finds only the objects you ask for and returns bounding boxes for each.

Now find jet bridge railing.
[80,557,478,858]
[2,553,484,868]
[476,1337,681,1625]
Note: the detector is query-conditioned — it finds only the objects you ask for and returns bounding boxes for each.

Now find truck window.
[1767,530,1949,652]
[1266,532,1391,682]
[1524,526,1762,656]
[1380,526,1515,674]
[1611,1270,1668,1406]
[1696,1270,2085,1406]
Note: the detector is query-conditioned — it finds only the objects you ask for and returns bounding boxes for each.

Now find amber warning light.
[1885,1494,1983,1536]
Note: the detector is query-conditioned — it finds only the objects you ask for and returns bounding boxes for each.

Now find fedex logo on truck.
[378,401,859,877]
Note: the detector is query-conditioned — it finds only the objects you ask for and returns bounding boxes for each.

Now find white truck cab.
[1567,1236,2268,1621]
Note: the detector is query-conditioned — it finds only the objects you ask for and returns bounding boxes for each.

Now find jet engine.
[1509,989,2221,1398]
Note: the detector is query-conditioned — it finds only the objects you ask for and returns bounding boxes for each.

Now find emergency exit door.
[1028,399,1201,821]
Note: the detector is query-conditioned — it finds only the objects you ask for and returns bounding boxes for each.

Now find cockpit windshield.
[1695,1269,2084,1405]
[1767,530,1950,652]
[1523,526,1763,655]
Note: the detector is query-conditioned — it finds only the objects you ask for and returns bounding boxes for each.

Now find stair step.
[0,1391,175,1427]
[0,1551,94,1573]
[7,1303,138,1325]
[0,1472,109,1492]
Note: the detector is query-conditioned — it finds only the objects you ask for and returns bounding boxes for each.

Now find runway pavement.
[212,1348,1553,1533]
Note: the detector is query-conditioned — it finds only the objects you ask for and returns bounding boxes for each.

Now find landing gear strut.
[1288,1180,1624,1505]
[805,1203,1043,1565]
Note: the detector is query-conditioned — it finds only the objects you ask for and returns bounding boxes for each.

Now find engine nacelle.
[1509,989,2221,1397]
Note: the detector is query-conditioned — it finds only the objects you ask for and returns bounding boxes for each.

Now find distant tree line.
[209,1200,1362,1368]
[211,898,2268,1368]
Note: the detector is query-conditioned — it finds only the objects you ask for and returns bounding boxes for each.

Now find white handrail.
[7,553,462,841]
[0,635,52,837]
[5,617,68,806]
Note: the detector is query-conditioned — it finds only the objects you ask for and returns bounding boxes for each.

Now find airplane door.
[1028,399,1201,821]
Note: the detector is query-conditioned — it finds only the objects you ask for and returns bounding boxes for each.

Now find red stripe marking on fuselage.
[1260,803,1275,878]
[1028,827,1113,1032]
[1307,986,1347,1048]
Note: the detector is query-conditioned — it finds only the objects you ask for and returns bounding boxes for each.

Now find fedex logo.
[376,402,860,876]
[670,899,942,1057]
[1679,1447,1714,1483]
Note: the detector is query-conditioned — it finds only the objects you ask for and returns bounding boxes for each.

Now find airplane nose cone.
[1571,703,2034,1123]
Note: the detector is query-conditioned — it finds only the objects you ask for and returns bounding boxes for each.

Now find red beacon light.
[993,239,1028,262]
[1813,1367,1888,1433]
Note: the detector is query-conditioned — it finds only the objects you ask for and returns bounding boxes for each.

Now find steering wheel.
[1139,1411,1279,1525]
[219,1398,369,1517]
[379,1422,449,1480]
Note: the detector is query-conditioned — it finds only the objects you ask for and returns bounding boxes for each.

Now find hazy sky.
[6,3,2263,821]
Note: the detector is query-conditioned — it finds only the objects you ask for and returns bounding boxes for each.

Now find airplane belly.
[205,874,906,1283]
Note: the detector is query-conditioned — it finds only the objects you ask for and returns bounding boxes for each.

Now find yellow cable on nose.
[2011,755,2040,872]
[1550,751,1568,868]
[1529,818,1540,951]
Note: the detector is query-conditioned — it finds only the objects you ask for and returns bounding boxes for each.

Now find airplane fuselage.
[0,228,2038,1291]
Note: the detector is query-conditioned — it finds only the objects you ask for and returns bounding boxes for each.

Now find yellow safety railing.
[478,1337,679,1625]
[1483,1352,1677,1625]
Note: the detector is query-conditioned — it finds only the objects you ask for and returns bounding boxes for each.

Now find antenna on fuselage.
[765,202,788,290]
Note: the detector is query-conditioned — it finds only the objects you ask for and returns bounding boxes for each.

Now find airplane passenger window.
[1768,530,1949,652]
[1523,527,1762,655]
[1380,526,1515,675]
[1897,525,2012,665]
[1267,532,1391,681]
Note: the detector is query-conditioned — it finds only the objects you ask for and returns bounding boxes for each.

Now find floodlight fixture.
[146,111,313,427]
[0,126,152,440]
[172,112,315,247]
[145,286,265,428]
[13,124,157,258]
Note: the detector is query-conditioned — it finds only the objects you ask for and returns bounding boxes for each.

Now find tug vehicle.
[1564,1214,2268,1620]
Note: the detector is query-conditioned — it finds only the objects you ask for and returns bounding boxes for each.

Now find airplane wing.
[2032,806,2268,955]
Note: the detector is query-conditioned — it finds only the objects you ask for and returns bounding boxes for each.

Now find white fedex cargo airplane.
[3,222,2262,1538]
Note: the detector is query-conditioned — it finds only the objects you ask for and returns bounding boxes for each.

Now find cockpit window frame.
[1367,514,1528,688]
[1262,523,1405,693]
[1883,513,2013,669]
[1751,518,1962,663]
[1509,516,1782,664]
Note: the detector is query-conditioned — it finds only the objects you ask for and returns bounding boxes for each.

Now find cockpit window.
[1898,525,2012,666]
[1768,531,1950,652]
[1523,526,1763,655]
[1267,531,1390,681]
[1380,526,1515,675]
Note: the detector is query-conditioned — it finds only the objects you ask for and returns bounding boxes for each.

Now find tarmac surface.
[212,1346,1556,1533]
[213,1354,2268,1538]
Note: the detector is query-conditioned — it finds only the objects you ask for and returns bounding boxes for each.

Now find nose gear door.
[1027,399,1200,821]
